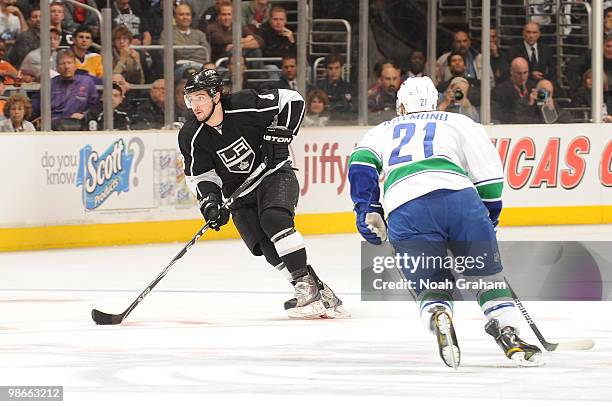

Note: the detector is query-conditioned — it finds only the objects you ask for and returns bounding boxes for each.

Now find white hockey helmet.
[396,76,439,115]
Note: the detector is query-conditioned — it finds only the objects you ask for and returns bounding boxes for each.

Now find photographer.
[528,79,572,124]
[436,51,481,108]
[437,77,480,122]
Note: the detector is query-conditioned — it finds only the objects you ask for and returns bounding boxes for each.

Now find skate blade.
[321,305,351,319]
[441,345,461,369]
[511,351,545,367]
[287,300,326,319]
[435,312,461,369]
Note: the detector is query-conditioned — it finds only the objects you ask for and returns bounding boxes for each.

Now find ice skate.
[430,305,460,369]
[286,271,326,319]
[485,319,544,367]
[319,281,351,319]
[284,266,350,319]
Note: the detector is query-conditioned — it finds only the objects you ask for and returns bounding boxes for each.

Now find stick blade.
[91,308,123,325]
[554,339,595,351]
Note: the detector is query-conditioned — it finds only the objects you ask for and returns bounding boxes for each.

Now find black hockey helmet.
[184,68,224,97]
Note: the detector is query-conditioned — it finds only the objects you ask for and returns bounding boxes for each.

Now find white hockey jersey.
[348,111,503,216]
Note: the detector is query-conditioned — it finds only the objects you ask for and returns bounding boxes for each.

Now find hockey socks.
[479,285,543,366]
[477,286,522,332]
[418,290,454,334]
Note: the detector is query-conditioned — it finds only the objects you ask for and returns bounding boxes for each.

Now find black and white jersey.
[178,88,305,200]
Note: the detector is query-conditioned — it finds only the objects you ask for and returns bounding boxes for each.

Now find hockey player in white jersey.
[348,76,542,368]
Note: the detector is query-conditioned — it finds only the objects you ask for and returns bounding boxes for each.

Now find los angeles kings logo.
[216,137,255,174]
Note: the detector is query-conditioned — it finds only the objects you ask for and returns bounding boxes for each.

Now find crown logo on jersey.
[216,137,255,174]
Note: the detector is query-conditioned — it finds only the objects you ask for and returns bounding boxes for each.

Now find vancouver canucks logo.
[216,137,255,174]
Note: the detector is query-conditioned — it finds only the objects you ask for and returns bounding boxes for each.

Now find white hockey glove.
[365,212,388,241]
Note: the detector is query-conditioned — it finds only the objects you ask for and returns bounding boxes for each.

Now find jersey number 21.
[389,122,437,166]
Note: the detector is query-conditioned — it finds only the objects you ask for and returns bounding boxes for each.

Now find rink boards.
[0,123,610,250]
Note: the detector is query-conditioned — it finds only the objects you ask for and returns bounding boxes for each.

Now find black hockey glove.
[262,126,293,168]
[199,193,230,231]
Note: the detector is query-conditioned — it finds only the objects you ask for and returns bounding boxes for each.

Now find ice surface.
[1,225,611,406]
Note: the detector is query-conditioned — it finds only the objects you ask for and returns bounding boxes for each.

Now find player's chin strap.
[202,90,221,124]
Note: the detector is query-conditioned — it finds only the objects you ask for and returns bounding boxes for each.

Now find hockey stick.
[505,279,595,351]
[91,162,271,325]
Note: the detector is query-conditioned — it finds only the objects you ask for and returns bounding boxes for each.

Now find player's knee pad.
[261,207,306,273]
[259,207,294,238]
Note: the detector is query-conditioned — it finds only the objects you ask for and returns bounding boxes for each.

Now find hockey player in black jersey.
[178,68,349,319]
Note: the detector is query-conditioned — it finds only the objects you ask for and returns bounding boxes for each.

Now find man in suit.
[260,54,302,91]
[509,22,555,83]
[492,57,539,124]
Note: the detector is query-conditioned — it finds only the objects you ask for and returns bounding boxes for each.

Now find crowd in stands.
[0,0,611,132]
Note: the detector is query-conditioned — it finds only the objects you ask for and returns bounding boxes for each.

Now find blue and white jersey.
[348,111,503,218]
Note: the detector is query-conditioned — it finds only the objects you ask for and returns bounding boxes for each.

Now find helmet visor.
[184,92,212,109]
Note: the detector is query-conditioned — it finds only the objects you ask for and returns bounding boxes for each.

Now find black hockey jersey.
[178,88,305,200]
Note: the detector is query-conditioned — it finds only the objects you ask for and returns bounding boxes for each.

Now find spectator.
[0,74,7,118]
[369,59,401,96]
[20,28,61,82]
[261,54,301,90]
[0,52,18,84]
[242,0,270,31]
[159,3,210,65]
[50,1,75,46]
[509,22,555,83]
[202,61,217,70]
[181,0,209,28]
[492,57,537,124]
[64,0,100,39]
[31,50,99,130]
[111,72,137,116]
[436,30,483,84]
[490,27,509,85]
[206,1,264,63]
[302,89,329,127]
[0,0,28,45]
[111,0,151,45]
[174,77,191,123]
[0,92,35,132]
[87,83,131,130]
[316,54,356,119]
[572,69,612,123]
[405,49,425,78]
[139,0,162,43]
[5,3,37,66]
[368,63,401,113]
[71,25,103,78]
[134,78,165,129]
[112,25,144,84]
[197,0,223,33]
[530,79,573,124]
[605,8,612,37]
[437,76,480,122]
[566,35,612,98]
[436,51,481,107]
[256,5,296,58]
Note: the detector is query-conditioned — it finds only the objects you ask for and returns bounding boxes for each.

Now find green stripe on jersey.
[349,149,383,172]
[384,157,467,192]
[476,182,503,200]
[478,288,513,306]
